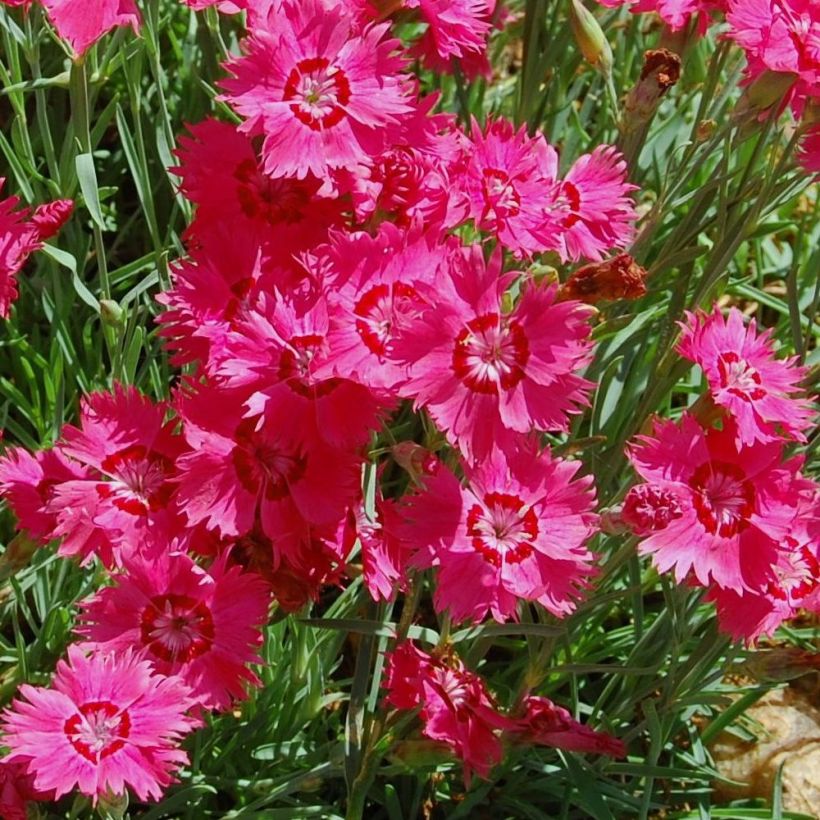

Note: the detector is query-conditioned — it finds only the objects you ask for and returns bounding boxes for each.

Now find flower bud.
[568,0,613,76]
[557,254,648,305]
[30,199,74,241]
[392,442,439,482]
[99,299,125,328]
[624,48,681,122]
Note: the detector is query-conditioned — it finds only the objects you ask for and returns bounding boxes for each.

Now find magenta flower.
[384,642,516,782]
[41,0,141,56]
[78,552,270,710]
[1,648,197,802]
[546,145,638,262]
[626,414,804,591]
[0,446,90,543]
[174,384,360,547]
[401,442,599,623]
[395,245,594,462]
[218,289,391,448]
[512,696,626,757]
[407,0,495,79]
[221,0,413,179]
[320,224,446,391]
[727,0,820,118]
[598,0,724,32]
[461,118,562,258]
[677,307,814,445]
[47,384,185,566]
[0,178,73,318]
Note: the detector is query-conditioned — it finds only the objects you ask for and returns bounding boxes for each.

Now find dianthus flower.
[798,124,820,174]
[395,245,594,462]
[677,306,814,445]
[217,288,392,448]
[706,489,820,642]
[384,642,516,781]
[1,648,198,802]
[626,414,804,591]
[174,119,344,279]
[597,0,725,32]
[545,145,638,262]
[461,118,562,258]
[318,223,447,391]
[407,0,495,79]
[0,446,91,543]
[0,178,73,318]
[40,0,141,56]
[401,442,599,623]
[174,384,360,548]
[47,384,185,566]
[78,552,270,710]
[343,496,410,602]
[221,0,413,179]
[726,0,820,117]
[511,696,626,757]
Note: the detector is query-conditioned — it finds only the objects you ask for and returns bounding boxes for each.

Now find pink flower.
[707,490,820,642]
[319,224,446,391]
[343,497,410,602]
[77,552,270,710]
[41,0,141,56]
[726,0,820,117]
[1,647,198,802]
[221,0,413,179]
[218,288,391,448]
[401,441,599,623]
[598,0,725,32]
[395,245,594,462]
[384,642,516,781]
[174,384,360,548]
[0,446,91,543]
[48,384,185,566]
[407,0,495,79]
[512,696,626,757]
[677,307,814,445]
[546,145,638,262]
[626,414,804,592]
[0,178,73,318]
[173,119,344,279]
[461,118,562,258]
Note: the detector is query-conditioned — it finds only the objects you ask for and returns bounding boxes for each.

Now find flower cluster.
[0,0,639,803]
[621,307,818,642]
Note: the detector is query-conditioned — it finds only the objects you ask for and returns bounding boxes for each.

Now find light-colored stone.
[711,686,820,818]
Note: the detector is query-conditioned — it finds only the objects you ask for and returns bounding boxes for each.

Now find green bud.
[568,0,613,76]
[99,299,125,328]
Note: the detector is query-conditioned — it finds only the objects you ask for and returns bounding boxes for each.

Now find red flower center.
[64,700,131,764]
[767,541,820,601]
[141,594,216,662]
[453,313,529,394]
[717,351,766,401]
[278,334,340,397]
[283,57,351,131]
[466,492,538,567]
[354,282,425,357]
[232,422,307,500]
[96,444,172,515]
[559,181,582,228]
[689,461,755,537]
[234,158,313,224]
[482,169,521,220]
